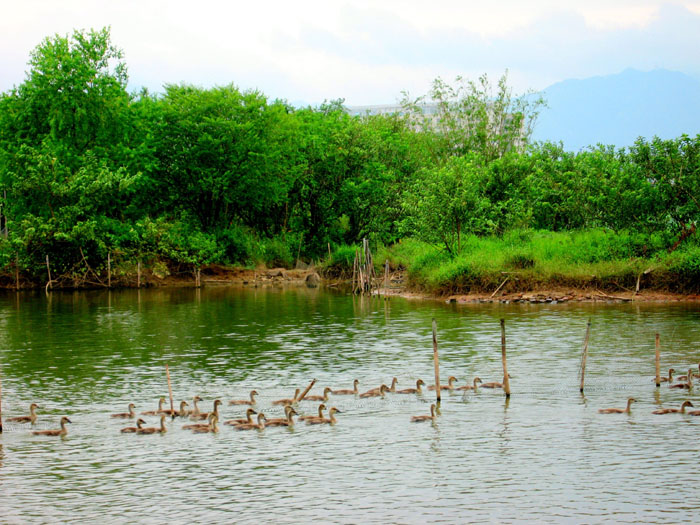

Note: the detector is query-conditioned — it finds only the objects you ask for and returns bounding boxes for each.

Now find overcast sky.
[2,0,700,105]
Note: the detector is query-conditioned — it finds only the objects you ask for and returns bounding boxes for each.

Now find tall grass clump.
[382,229,692,294]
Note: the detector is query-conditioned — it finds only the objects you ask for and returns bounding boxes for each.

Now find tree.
[0,27,137,277]
[401,154,491,255]
[401,71,545,164]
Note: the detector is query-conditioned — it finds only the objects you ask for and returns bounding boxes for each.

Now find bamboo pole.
[166,364,175,419]
[137,260,141,288]
[432,318,441,405]
[655,333,661,388]
[107,251,111,288]
[296,378,316,402]
[501,319,511,397]
[46,255,52,289]
[579,320,591,393]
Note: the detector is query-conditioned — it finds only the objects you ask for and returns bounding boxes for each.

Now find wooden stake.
[46,255,52,289]
[296,378,316,402]
[384,259,389,296]
[579,320,591,393]
[166,364,175,419]
[15,254,19,291]
[501,319,511,397]
[107,251,111,288]
[137,260,141,288]
[655,333,661,388]
[432,318,441,404]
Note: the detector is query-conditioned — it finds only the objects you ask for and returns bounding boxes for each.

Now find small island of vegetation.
[0,28,698,296]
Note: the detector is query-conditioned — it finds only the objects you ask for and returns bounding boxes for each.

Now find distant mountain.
[531,69,700,151]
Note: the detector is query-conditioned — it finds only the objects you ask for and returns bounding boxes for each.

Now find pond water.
[0,286,699,523]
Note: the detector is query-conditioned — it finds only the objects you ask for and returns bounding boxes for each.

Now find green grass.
[326,230,700,294]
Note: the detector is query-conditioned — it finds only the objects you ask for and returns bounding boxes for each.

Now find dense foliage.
[1,28,698,290]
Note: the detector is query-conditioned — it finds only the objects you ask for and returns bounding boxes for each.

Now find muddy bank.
[378,287,700,304]
[1,263,322,290]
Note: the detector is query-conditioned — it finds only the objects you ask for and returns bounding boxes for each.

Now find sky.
[2,0,700,105]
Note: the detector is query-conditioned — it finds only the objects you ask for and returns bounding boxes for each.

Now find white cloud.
[1,1,699,104]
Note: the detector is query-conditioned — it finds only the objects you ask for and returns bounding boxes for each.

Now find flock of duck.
[5,374,507,436]
[6,362,700,436]
[598,364,700,414]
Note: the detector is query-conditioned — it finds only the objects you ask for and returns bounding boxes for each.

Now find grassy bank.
[323,230,700,295]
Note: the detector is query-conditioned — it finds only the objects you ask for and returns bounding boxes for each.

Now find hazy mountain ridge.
[532,69,700,151]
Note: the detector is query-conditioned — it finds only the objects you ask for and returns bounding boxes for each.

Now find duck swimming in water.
[265,406,298,427]
[121,418,146,433]
[8,403,39,424]
[224,408,258,426]
[137,415,167,434]
[455,377,482,392]
[161,400,189,418]
[396,379,425,395]
[652,400,694,414]
[272,389,300,406]
[364,378,397,395]
[332,380,359,395]
[598,398,636,414]
[411,404,437,423]
[183,413,217,431]
[229,390,258,406]
[110,403,136,419]
[32,416,71,436]
[428,376,457,391]
[141,397,166,416]
[233,413,266,431]
[306,407,341,425]
[303,387,332,402]
[298,404,326,422]
[359,384,389,398]
[192,415,219,434]
[655,368,675,383]
[480,375,511,389]
[192,399,222,421]
[670,370,694,389]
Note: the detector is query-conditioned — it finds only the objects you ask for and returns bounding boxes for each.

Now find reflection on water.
[0,287,700,522]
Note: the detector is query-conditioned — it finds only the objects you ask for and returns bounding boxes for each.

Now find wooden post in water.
[107,251,111,288]
[579,320,591,393]
[166,364,175,418]
[46,255,52,289]
[432,318,441,405]
[655,333,661,387]
[296,378,316,402]
[137,260,141,288]
[501,319,511,398]
[15,254,19,291]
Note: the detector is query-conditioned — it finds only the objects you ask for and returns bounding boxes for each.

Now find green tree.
[401,71,545,164]
[401,154,490,255]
